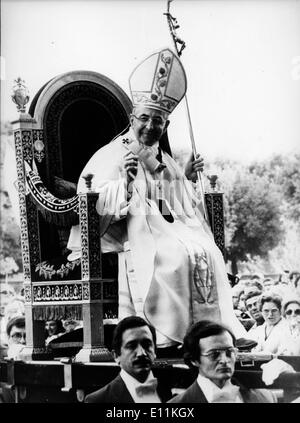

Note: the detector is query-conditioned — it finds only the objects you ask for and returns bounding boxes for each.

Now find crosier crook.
[164,0,209,222]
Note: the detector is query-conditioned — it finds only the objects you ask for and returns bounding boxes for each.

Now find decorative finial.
[11,77,30,113]
[207,175,218,192]
[82,173,94,192]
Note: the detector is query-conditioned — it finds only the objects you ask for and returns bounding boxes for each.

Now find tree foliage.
[173,150,298,272]
[223,171,284,272]
[248,154,300,225]
[279,154,300,223]
[204,154,298,273]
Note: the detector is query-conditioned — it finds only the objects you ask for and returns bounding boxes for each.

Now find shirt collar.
[120,369,155,389]
[120,369,159,403]
[196,373,240,403]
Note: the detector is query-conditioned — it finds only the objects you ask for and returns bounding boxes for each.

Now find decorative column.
[205,175,226,258]
[75,176,116,362]
[11,78,51,360]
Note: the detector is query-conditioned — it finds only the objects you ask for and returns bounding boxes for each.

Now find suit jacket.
[168,379,277,403]
[85,374,172,403]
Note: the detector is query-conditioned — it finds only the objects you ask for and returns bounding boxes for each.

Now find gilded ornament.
[11,77,30,113]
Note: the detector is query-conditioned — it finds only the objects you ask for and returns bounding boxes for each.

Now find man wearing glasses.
[169,320,276,403]
[6,316,26,359]
[0,316,26,402]
[67,48,247,350]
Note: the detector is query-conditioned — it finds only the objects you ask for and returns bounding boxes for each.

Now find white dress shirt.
[120,369,161,403]
[248,318,288,354]
[197,374,243,403]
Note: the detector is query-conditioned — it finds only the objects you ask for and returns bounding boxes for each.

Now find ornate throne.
[12,71,225,362]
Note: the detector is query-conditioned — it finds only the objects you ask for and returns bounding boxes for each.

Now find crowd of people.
[230,271,300,355]
[0,283,82,359]
[2,269,299,358]
[0,284,25,359]
[84,316,299,403]
[1,47,299,403]
[0,270,299,403]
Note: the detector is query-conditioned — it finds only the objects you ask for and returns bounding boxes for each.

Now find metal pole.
[164,0,209,221]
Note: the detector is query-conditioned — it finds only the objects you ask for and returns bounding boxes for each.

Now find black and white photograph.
[0,0,300,407]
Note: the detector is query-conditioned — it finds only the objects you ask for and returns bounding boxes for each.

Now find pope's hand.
[123,151,138,184]
[184,152,204,182]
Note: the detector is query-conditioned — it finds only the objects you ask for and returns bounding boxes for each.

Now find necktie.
[210,385,240,403]
[135,378,158,397]
[155,148,174,223]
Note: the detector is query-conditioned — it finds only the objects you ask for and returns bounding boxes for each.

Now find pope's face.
[114,325,156,383]
[194,332,236,389]
[130,106,169,146]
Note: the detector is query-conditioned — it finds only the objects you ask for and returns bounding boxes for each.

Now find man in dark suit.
[169,320,277,403]
[85,316,172,403]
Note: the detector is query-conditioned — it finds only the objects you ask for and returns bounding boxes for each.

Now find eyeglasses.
[132,115,165,126]
[11,333,26,341]
[285,309,300,316]
[262,309,280,315]
[200,347,238,361]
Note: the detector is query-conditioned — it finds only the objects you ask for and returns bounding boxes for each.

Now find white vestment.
[67,129,245,346]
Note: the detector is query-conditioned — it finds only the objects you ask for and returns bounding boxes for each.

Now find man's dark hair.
[112,316,156,356]
[6,315,25,337]
[183,320,236,368]
[244,290,262,306]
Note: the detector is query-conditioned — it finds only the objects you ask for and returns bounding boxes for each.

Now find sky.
[1,0,300,162]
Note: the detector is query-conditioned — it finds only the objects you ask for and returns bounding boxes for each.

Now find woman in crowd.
[277,299,300,356]
[249,294,288,354]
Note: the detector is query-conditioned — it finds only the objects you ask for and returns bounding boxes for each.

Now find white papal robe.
[67,129,246,346]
